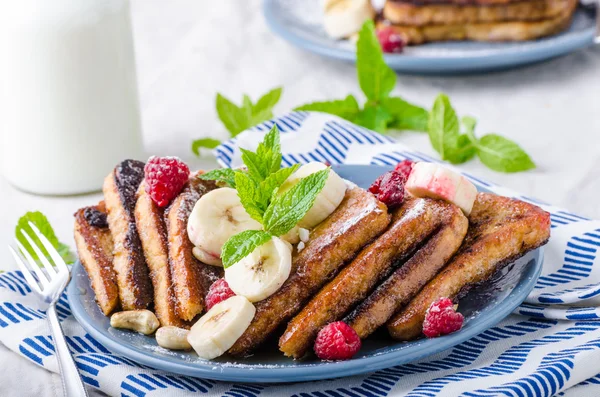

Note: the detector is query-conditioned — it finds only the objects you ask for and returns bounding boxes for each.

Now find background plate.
[263,0,597,74]
[68,165,544,383]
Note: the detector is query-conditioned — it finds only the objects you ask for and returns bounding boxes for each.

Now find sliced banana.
[187,296,255,360]
[322,0,375,39]
[187,188,262,267]
[225,237,292,303]
[279,162,347,230]
[405,162,478,216]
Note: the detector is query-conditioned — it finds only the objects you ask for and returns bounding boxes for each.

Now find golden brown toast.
[378,0,576,44]
[103,160,154,311]
[135,183,186,327]
[228,186,391,357]
[383,0,573,26]
[280,197,467,358]
[388,192,551,340]
[73,202,120,316]
[165,174,223,322]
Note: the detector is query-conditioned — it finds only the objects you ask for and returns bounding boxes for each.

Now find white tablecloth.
[0,1,599,395]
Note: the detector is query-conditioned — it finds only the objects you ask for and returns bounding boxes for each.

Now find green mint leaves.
[428,93,535,172]
[201,126,328,267]
[15,211,74,265]
[192,87,282,156]
[294,21,427,134]
[221,230,272,269]
[197,20,534,173]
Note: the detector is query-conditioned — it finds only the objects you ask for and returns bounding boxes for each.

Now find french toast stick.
[280,198,467,358]
[228,187,391,357]
[377,0,576,45]
[388,193,551,340]
[383,0,573,26]
[103,160,154,310]
[346,201,467,340]
[166,174,222,321]
[135,184,186,327]
[74,202,120,315]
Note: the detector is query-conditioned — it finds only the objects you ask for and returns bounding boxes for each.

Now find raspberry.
[144,156,190,207]
[422,297,464,338]
[394,160,415,180]
[376,27,405,53]
[314,321,361,361]
[206,279,236,310]
[369,170,406,208]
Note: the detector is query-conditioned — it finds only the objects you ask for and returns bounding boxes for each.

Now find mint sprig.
[201,126,328,267]
[429,94,535,172]
[201,20,534,173]
[192,87,282,156]
[16,211,74,265]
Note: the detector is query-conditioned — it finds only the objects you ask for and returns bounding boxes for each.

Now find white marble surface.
[0,1,599,395]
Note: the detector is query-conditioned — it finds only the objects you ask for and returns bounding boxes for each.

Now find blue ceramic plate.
[263,0,597,74]
[68,165,544,383]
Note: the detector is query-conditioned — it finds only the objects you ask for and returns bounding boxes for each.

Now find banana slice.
[187,188,262,267]
[405,162,478,216]
[279,162,347,231]
[323,0,375,39]
[187,296,255,360]
[225,237,292,302]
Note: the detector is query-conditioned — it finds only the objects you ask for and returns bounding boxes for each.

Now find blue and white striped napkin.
[2,112,600,396]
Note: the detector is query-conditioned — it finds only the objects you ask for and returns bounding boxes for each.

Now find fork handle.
[47,304,90,397]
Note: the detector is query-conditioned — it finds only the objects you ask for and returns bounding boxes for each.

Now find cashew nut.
[156,326,192,350]
[110,310,160,335]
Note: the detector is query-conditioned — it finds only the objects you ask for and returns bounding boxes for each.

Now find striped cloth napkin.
[1,112,600,397]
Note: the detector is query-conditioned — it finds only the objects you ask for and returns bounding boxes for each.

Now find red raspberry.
[422,297,464,338]
[394,160,415,180]
[314,321,361,361]
[144,156,190,207]
[376,27,405,53]
[369,171,406,208]
[206,279,236,310]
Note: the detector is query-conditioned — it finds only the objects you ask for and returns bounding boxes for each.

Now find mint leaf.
[241,148,270,182]
[382,97,429,132]
[191,138,221,156]
[294,95,360,121]
[355,104,392,133]
[255,125,282,177]
[445,135,477,164]
[216,93,250,137]
[199,168,237,188]
[428,94,460,160]
[16,211,74,265]
[462,116,477,139]
[253,87,282,116]
[258,165,299,210]
[357,21,396,102]
[476,134,536,173]
[235,172,265,223]
[263,169,329,236]
[221,230,272,269]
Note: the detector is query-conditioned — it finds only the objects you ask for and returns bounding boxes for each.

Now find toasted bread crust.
[280,198,468,358]
[228,187,391,357]
[383,0,573,26]
[103,160,154,311]
[135,184,187,327]
[166,175,222,321]
[388,193,551,340]
[74,202,120,316]
[378,0,576,44]
[346,200,467,340]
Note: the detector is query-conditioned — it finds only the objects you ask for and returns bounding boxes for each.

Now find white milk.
[0,0,144,195]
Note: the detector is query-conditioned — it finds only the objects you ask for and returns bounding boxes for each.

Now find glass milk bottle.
[0,0,144,195]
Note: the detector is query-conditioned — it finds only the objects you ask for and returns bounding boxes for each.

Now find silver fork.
[9,222,89,397]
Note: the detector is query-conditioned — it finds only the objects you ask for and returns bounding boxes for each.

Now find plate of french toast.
[263,0,597,73]
[69,129,551,382]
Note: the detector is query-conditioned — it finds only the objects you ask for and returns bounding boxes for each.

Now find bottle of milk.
[0,0,144,195]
